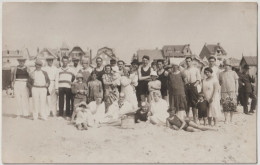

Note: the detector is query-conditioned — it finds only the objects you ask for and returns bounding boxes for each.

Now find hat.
[46,56,55,60]
[142,55,150,60]
[78,101,87,108]
[131,59,139,65]
[141,102,149,108]
[110,59,116,64]
[164,64,173,69]
[17,56,27,61]
[208,55,216,61]
[35,59,43,66]
[72,56,80,61]
[223,59,232,66]
[243,65,250,69]
[76,73,83,79]
[150,70,158,77]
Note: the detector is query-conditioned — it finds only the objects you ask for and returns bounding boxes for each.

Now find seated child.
[166,108,217,132]
[74,101,94,130]
[196,93,209,126]
[135,102,149,123]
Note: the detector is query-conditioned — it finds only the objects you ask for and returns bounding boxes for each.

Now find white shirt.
[184,66,201,84]
[43,65,59,90]
[72,64,83,75]
[34,70,46,86]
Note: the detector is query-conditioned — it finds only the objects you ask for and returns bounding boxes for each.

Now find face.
[169,111,175,117]
[131,64,138,71]
[172,65,179,72]
[47,59,53,66]
[209,59,216,67]
[18,60,25,66]
[92,73,97,80]
[199,96,203,101]
[119,95,125,102]
[151,75,157,81]
[118,62,124,70]
[185,58,192,67]
[105,66,111,73]
[96,98,102,105]
[82,61,89,68]
[153,93,160,102]
[142,58,149,66]
[35,64,42,70]
[152,64,157,70]
[141,106,148,112]
[204,70,212,78]
[157,62,163,70]
[96,58,103,67]
[77,77,83,82]
[62,58,69,67]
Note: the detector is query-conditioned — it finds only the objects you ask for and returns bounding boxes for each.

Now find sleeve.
[234,72,239,80]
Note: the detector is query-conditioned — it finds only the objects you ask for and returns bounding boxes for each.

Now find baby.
[73,102,94,130]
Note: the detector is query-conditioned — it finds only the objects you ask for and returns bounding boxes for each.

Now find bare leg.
[149,116,159,125]
[203,118,206,126]
[230,112,233,123]
[186,127,201,132]
[213,117,218,126]
[208,117,212,126]
[188,121,218,131]
[224,112,228,124]
[192,108,198,123]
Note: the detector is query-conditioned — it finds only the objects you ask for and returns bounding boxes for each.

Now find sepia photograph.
[2,2,258,163]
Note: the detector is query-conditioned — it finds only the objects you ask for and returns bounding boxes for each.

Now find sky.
[2,2,257,63]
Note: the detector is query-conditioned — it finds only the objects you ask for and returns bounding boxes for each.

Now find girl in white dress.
[202,67,222,126]
[88,95,106,124]
[149,91,169,125]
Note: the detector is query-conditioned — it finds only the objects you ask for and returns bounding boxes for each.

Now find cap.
[76,73,83,79]
[142,55,150,60]
[17,56,27,61]
[35,59,43,66]
[150,70,158,77]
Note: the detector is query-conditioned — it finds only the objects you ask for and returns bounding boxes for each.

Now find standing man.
[239,65,256,114]
[11,56,31,118]
[43,56,59,117]
[27,59,50,120]
[183,57,201,123]
[117,60,126,76]
[157,59,168,101]
[93,57,105,82]
[201,56,220,80]
[78,58,92,83]
[110,59,118,71]
[71,56,82,75]
[58,56,75,120]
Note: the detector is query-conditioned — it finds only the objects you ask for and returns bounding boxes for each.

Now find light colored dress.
[202,77,222,118]
[75,107,94,127]
[148,80,161,101]
[101,102,120,123]
[120,76,138,110]
[150,99,169,124]
[88,101,106,123]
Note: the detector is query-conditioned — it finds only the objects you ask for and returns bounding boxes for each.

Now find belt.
[15,79,27,82]
[33,85,47,88]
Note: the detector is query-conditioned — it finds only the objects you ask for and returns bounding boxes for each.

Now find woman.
[166,109,217,132]
[202,67,222,126]
[149,91,169,125]
[219,59,239,124]
[168,63,187,119]
[102,65,119,112]
[120,69,138,110]
[11,57,31,118]
[88,94,106,124]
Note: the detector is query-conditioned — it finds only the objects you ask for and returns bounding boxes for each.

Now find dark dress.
[135,109,148,123]
[137,67,151,96]
[158,70,168,97]
[16,67,29,79]
[196,100,209,118]
[168,72,187,113]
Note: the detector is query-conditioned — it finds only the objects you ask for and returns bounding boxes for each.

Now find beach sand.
[2,95,257,163]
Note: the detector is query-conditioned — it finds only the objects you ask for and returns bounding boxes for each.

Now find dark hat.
[142,55,150,60]
[243,65,250,69]
[131,59,139,65]
[17,56,27,61]
[46,56,55,60]
[110,59,116,64]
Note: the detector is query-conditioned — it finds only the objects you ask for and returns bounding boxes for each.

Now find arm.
[178,117,187,130]
[71,84,78,94]
[55,68,59,91]
[138,67,150,81]
[194,69,201,87]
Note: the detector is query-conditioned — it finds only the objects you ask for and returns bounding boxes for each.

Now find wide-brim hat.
[76,73,84,79]
[17,57,27,61]
[35,59,43,66]
[46,56,55,60]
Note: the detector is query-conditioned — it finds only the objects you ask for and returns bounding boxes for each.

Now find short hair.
[151,61,157,66]
[153,90,162,97]
[157,59,164,64]
[185,57,193,61]
[117,60,125,64]
[208,56,216,61]
[105,64,111,69]
[198,92,205,98]
[96,57,103,62]
[110,59,116,64]
[91,71,98,76]
[62,56,69,60]
[142,55,150,60]
[204,67,213,74]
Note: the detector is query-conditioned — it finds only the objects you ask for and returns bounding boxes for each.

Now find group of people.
[10,53,257,132]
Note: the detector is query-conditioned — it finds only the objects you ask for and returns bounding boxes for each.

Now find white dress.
[202,77,222,118]
[120,76,138,110]
[150,99,169,124]
[88,101,106,123]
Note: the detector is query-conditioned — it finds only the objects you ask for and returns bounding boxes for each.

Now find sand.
[2,94,257,163]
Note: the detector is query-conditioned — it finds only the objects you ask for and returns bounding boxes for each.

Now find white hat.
[150,70,158,77]
[112,66,120,73]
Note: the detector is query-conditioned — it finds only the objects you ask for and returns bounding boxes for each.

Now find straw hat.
[17,56,27,61]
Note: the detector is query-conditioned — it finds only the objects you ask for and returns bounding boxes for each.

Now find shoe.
[244,112,252,115]
[57,116,63,120]
[66,117,71,121]
[249,111,254,114]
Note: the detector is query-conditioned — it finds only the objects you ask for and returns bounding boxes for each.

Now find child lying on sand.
[73,101,94,130]
[166,108,218,132]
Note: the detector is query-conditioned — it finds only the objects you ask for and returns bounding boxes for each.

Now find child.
[148,70,161,102]
[135,102,149,123]
[166,108,217,132]
[196,93,209,126]
[74,101,93,130]
[88,94,106,124]
[71,73,88,121]
[87,72,103,103]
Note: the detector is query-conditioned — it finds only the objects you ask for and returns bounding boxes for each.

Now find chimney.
[187,44,190,47]
[89,49,92,64]
[217,43,220,46]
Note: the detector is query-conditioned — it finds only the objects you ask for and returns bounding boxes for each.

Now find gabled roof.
[61,42,69,50]
[162,44,191,57]
[36,48,58,59]
[205,44,227,55]
[228,57,241,67]
[137,49,164,62]
[241,56,257,66]
[97,47,115,57]
[70,46,85,54]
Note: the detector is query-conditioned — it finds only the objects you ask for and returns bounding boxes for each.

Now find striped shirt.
[58,67,75,88]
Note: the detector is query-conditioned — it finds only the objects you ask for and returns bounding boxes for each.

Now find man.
[183,57,201,123]
[78,58,92,83]
[27,59,50,120]
[71,56,82,76]
[117,60,126,76]
[11,56,30,118]
[157,59,168,101]
[93,57,105,82]
[110,59,119,71]
[239,65,256,114]
[58,56,75,120]
[201,56,220,80]
[43,56,59,117]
